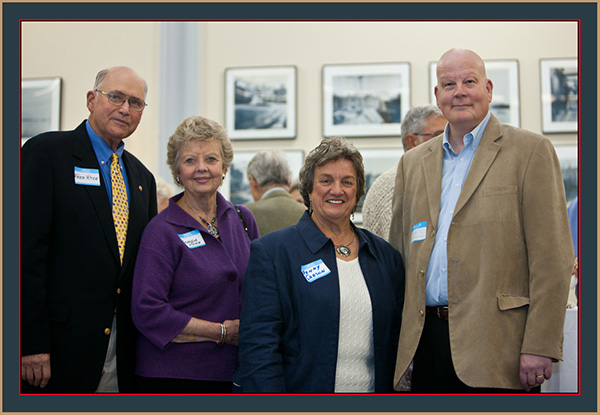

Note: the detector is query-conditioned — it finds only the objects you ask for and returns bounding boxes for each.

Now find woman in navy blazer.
[237,137,405,393]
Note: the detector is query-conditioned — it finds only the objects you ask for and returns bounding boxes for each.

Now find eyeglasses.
[413,130,444,137]
[95,89,147,112]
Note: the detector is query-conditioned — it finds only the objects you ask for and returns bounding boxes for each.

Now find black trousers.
[135,376,233,394]
[411,314,540,394]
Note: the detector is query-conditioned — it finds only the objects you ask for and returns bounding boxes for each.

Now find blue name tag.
[300,259,331,283]
[74,166,100,186]
[411,221,427,243]
[178,230,206,249]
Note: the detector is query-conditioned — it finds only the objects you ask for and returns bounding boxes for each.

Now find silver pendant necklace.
[185,197,219,237]
[334,233,355,257]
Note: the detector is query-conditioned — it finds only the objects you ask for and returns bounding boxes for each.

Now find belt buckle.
[437,306,448,319]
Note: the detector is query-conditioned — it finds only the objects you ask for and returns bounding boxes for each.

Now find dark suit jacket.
[21,121,157,393]
[389,114,573,389]
[244,189,306,235]
[237,212,405,393]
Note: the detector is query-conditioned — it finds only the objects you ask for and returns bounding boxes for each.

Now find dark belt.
[426,306,449,320]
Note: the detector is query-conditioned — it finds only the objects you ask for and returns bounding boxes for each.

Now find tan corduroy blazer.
[389,114,574,390]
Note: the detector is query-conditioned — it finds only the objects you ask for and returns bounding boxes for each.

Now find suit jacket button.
[419,310,424,317]
[117,288,121,295]
[104,328,111,335]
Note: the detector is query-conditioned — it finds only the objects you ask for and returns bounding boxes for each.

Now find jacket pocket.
[47,300,70,322]
[483,185,517,196]
[497,295,529,310]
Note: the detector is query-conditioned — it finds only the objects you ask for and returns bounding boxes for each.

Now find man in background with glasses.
[362,105,446,241]
[21,66,157,393]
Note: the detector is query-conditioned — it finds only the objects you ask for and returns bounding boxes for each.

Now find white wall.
[22,21,578,180]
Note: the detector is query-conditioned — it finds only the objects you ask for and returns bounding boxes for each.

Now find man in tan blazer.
[245,150,306,236]
[389,48,573,392]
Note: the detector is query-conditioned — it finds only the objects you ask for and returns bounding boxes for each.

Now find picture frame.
[429,60,521,127]
[323,63,410,138]
[353,147,404,224]
[225,66,297,140]
[540,58,578,133]
[224,150,304,205]
[554,144,578,205]
[21,77,62,146]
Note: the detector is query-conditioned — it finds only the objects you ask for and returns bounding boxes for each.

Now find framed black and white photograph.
[554,144,578,204]
[353,148,404,224]
[540,58,578,133]
[223,150,304,205]
[429,60,521,127]
[225,66,296,140]
[21,77,62,146]
[323,63,410,137]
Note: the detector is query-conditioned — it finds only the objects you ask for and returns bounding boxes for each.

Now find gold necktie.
[110,153,129,264]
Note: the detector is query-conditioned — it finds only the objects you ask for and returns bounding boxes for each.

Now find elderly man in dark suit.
[244,150,306,236]
[21,66,157,393]
[389,48,573,393]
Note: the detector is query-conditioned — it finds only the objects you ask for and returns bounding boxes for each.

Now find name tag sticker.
[411,222,427,243]
[74,166,100,186]
[178,230,206,249]
[301,259,331,283]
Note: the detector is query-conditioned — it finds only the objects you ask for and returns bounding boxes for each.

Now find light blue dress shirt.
[86,120,130,204]
[425,112,491,306]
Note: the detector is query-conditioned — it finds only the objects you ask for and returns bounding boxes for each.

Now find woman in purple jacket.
[131,116,259,393]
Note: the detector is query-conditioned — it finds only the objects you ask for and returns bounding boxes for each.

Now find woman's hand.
[223,319,239,346]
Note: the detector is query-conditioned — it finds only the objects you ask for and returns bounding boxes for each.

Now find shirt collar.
[262,187,288,199]
[442,112,491,155]
[86,120,125,163]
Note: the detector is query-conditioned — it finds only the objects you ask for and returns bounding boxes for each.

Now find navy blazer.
[237,212,404,393]
[21,121,157,392]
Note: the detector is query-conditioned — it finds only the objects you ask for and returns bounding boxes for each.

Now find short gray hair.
[400,105,444,151]
[247,150,292,188]
[298,137,365,210]
[93,67,149,96]
[166,116,233,187]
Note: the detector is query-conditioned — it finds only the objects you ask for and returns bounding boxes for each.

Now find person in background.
[21,66,157,393]
[237,137,404,393]
[389,48,573,393]
[289,178,304,204]
[156,177,175,213]
[244,150,306,235]
[131,116,260,393]
[362,105,446,240]
[567,196,578,300]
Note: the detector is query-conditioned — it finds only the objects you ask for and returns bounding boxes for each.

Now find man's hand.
[520,353,552,391]
[21,353,51,388]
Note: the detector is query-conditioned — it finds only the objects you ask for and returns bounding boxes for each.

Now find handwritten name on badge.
[301,259,331,283]
[411,221,427,244]
[74,166,100,186]
[178,230,206,249]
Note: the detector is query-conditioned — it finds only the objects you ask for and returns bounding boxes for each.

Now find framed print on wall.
[323,63,410,137]
[429,60,521,127]
[225,66,297,140]
[353,147,404,224]
[540,58,578,133]
[21,77,62,146]
[225,150,304,205]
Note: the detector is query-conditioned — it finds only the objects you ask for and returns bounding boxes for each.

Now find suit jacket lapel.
[453,115,502,218]
[72,122,121,264]
[421,138,444,228]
